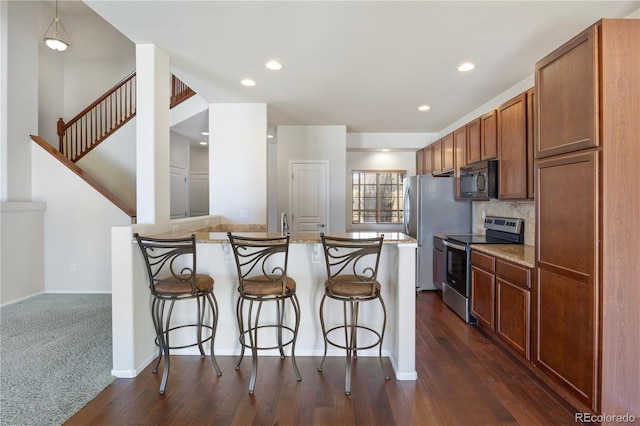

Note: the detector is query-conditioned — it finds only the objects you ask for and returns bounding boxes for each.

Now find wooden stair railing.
[31,134,137,222]
[58,72,196,163]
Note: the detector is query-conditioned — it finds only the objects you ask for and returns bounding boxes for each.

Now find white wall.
[0,202,45,304]
[209,103,267,225]
[31,144,131,293]
[76,119,137,208]
[276,125,347,233]
[347,132,433,152]
[61,5,136,120]
[2,1,38,201]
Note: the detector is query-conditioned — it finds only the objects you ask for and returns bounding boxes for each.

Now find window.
[351,170,405,224]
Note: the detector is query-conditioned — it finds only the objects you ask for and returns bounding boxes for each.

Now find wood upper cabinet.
[467,111,497,164]
[416,148,425,175]
[432,135,454,176]
[480,110,498,160]
[526,88,535,199]
[423,145,433,175]
[453,125,467,173]
[466,118,481,164]
[417,145,434,176]
[498,92,528,200]
[453,125,467,199]
[432,139,442,173]
[535,25,598,158]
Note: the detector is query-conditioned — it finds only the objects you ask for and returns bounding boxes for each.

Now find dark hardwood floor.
[66,292,581,425]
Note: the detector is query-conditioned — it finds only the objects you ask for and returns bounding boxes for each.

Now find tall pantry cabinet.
[534,19,639,414]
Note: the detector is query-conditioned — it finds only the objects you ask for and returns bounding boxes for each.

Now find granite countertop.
[470,244,535,268]
[152,230,417,244]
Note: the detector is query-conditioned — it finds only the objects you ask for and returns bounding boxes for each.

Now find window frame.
[349,169,406,232]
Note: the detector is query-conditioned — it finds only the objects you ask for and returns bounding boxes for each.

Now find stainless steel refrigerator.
[403,175,471,291]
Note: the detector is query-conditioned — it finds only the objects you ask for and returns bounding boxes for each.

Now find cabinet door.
[535,25,598,158]
[424,145,433,175]
[441,132,454,173]
[471,265,495,330]
[432,140,443,173]
[453,125,467,173]
[496,278,530,360]
[433,247,444,291]
[498,93,528,199]
[535,150,598,409]
[481,110,498,160]
[466,118,481,164]
[526,88,535,199]
[416,149,425,175]
[453,125,467,199]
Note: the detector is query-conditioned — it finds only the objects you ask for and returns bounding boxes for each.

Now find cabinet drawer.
[471,251,495,272]
[496,259,531,289]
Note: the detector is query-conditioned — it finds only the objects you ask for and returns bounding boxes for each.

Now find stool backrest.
[134,233,198,296]
[227,233,291,296]
[320,233,384,297]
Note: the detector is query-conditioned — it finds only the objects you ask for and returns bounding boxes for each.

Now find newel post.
[57,118,65,153]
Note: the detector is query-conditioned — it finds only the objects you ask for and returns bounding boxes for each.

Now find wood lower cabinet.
[471,250,532,360]
[432,236,444,291]
[495,259,531,360]
[470,251,496,330]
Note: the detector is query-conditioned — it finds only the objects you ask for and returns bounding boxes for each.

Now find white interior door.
[291,162,328,233]
[170,166,187,219]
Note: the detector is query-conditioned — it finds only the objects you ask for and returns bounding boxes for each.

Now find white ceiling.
[78,0,638,140]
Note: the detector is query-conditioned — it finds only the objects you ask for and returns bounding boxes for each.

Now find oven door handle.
[443,240,467,251]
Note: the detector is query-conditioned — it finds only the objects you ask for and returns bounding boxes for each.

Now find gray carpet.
[0,294,114,426]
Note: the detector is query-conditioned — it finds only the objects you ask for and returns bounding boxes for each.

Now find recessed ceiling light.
[265,61,282,70]
[418,105,430,111]
[199,141,208,146]
[201,131,209,136]
[458,62,475,72]
[267,134,274,139]
[241,79,256,87]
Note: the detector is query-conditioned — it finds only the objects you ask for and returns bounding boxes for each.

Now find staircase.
[32,73,196,222]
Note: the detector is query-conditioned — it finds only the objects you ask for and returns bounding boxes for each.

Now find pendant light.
[43,0,71,51]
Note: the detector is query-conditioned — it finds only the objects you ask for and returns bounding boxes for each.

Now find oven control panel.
[484,216,524,234]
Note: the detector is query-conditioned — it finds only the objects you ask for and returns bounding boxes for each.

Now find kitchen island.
[139,230,418,381]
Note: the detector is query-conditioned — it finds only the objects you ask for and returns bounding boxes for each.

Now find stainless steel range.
[442,216,525,323]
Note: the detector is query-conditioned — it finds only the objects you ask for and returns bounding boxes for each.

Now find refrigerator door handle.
[403,183,411,235]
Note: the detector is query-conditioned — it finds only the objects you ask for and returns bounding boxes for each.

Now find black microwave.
[459,160,498,199]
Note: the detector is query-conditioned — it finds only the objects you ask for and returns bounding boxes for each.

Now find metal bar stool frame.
[318,233,390,395]
[227,232,302,394]
[134,233,222,394]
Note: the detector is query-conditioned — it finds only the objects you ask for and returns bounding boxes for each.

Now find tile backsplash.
[472,200,535,246]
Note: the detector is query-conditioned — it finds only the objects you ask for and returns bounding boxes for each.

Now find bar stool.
[318,233,390,395]
[227,232,301,394]
[134,233,222,394]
